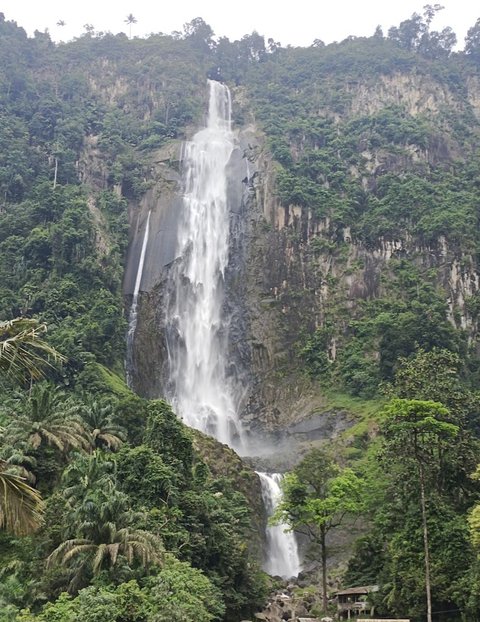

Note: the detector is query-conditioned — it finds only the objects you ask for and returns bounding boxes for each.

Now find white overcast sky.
[1,0,478,48]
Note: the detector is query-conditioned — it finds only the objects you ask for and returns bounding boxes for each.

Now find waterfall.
[162,79,300,577]
[165,80,242,449]
[257,472,301,578]
[126,210,151,387]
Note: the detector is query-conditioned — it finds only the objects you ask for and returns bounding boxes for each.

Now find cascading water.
[126,210,151,388]
[161,79,300,577]
[258,472,301,578]
[165,80,242,449]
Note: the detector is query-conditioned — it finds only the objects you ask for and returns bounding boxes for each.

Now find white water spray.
[257,472,301,578]
[165,80,242,448]
[126,210,151,387]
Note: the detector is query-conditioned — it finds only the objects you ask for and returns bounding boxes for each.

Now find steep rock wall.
[122,71,480,451]
[238,139,480,434]
[123,140,182,397]
[231,70,480,437]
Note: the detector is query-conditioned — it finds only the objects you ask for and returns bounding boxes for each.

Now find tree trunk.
[320,525,328,613]
[419,462,432,622]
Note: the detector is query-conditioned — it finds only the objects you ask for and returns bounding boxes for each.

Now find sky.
[1,0,478,48]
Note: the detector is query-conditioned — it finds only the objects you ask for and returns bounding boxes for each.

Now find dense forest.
[1,5,480,622]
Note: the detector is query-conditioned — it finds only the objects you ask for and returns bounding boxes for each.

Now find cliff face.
[234,69,480,433]
[123,65,480,446]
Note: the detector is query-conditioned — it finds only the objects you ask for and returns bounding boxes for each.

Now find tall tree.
[0,318,65,535]
[381,399,458,622]
[48,488,163,592]
[124,14,137,39]
[465,18,480,58]
[5,383,90,454]
[77,398,126,451]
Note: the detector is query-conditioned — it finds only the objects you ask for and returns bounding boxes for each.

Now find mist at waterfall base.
[127,80,301,579]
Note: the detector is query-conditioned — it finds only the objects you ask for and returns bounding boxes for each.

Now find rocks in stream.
[252,584,321,622]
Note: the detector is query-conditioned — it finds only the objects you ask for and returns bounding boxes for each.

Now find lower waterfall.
[257,472,301,578]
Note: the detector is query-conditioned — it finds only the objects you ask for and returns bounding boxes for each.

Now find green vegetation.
[342,351,480,621]
[1,5,480,621]
[0,391,266,620]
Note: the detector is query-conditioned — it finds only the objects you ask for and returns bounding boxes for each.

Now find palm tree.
[0,318,65,535]
[48,490,163,591]
[78,399,126,451]
[0,461,44,535]
[56,20,66,27]
[0,318,65,384]
[62,450,117,508]
[5,383,90,454]
[124,13,137,39]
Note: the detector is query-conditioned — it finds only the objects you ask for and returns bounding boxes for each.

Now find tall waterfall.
[163,80,300,578]
[126,210,151,387]
[165,80,242,449]
[258,472,301,578]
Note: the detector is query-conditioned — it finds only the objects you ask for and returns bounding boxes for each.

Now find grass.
[96,363,133,398]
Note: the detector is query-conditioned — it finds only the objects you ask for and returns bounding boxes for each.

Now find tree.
[391,347,480,455]
[5,383,90,454]
[388,12,424,50]
[274,449,363,612]
[61,450,117,509]
[0,318,65,535]
[182,18,214,54]
[124,14,137,39]
[381,399,458,622]
[465,18,480,58]
[48,488,164,592]
[78,398,126,451]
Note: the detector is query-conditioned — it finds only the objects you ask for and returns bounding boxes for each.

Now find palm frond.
[0,461,44,535]
[47,539,95,566]
[92,543,108,574]
[0,319,66,383]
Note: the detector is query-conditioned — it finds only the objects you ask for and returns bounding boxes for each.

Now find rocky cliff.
[119,51,480,466]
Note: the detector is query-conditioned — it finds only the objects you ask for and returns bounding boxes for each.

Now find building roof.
[336,585,379,596]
